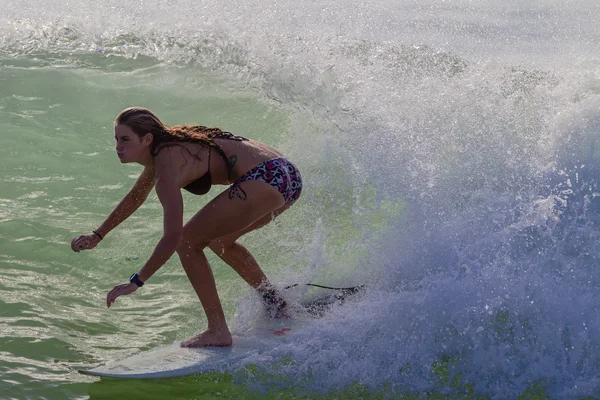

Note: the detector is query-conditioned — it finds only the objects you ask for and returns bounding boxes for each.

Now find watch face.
[129,273,143,286]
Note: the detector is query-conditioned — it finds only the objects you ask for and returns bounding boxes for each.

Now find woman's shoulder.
[153,143,204,175]
[154,141,207,158]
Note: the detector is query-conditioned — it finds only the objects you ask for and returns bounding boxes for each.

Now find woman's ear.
[142,132,153,147]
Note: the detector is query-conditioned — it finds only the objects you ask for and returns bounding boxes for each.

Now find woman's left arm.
[136,175,183,282]
[106,158,184,308]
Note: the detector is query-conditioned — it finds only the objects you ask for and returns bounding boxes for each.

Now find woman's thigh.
[209,200,296,253]
[181,180,286,248]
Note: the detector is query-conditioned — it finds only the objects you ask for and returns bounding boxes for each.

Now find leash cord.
[284,283,365,292]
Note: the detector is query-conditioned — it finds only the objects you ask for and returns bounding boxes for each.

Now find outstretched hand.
[107,282,138,308]
[71,233,101,253]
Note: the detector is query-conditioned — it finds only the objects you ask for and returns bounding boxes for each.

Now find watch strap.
[129,273,144,287]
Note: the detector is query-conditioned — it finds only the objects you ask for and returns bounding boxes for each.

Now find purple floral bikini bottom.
[229,157,303,203]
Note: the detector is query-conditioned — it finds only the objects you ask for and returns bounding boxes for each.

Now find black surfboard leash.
[284,283,365,294]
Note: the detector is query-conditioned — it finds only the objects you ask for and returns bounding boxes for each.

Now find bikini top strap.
[209,141,233,180]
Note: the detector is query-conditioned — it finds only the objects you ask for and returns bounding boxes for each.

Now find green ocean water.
[0,53,399,399]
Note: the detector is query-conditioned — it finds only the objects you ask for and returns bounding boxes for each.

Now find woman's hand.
[71,233,101,253]
[106,282,138,308]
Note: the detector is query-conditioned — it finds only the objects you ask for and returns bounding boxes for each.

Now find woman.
[70,107,302,347]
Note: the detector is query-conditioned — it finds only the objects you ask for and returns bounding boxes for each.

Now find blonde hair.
[115,107,233,156]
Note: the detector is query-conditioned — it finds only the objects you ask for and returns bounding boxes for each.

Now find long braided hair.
[114,107,236,156]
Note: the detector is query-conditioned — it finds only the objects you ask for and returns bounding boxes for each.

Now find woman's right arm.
[71,166,156,252]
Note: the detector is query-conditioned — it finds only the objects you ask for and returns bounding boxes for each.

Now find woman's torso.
[154,137,284,190]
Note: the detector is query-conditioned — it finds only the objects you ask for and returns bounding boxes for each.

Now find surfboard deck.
[79,320,298,379]
[79,285,364,379]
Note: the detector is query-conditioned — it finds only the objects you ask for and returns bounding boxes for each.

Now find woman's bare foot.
[180,328,233,348]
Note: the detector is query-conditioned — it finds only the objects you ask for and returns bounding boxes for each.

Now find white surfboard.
[79,285,364,379]
[78,320,299,379]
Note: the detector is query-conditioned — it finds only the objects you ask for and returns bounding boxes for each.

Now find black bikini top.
[183,146,228,195]
[154,132,247,196]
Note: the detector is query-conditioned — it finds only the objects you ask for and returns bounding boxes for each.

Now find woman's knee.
[177,235,211,256]
[208,238,235,257]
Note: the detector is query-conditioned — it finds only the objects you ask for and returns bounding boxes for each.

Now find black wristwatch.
[129,273,144,287]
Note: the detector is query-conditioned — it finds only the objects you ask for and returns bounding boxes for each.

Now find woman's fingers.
[71,234,98,252]
[71,235,83,252]
[106,283,137,308]
[107,285,121,308]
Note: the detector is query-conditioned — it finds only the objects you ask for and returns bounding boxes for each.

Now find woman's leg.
[208,201,295,290]
[178,244,232,347]
[177,180,285,347]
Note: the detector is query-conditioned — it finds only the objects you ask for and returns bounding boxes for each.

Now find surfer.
[70,107,302,347]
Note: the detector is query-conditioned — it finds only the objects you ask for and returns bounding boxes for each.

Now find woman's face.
[114,124,151,164]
